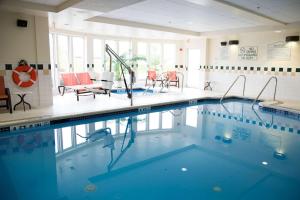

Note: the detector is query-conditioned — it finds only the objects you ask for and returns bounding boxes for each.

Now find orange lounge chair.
[166,71,179,88]
[145,70,157,87]
[59,72,108,101]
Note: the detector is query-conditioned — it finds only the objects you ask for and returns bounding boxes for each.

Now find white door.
[187,49,201,88]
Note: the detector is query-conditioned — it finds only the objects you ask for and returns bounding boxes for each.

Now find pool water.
[111,88,153,94]
[1,99,300,200]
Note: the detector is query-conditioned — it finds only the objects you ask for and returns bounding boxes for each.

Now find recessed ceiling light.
[274,30,282,33]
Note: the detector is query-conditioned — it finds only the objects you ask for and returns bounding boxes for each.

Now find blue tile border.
[200,110,299,135]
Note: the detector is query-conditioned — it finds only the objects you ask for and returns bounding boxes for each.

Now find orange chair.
[145,70,157,87]
[59,72,108,101]
[166,71,179,88]
[0,76,12,113]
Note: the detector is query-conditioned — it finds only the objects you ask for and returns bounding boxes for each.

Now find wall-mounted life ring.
[12,65,37,88]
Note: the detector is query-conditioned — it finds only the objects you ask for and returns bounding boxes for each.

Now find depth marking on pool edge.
[138,106,151,113]
[189,100,198,105]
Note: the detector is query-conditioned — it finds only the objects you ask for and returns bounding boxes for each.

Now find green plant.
[113,53,147,81]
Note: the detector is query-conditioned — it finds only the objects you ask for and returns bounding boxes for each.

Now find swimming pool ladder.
[220,75,246,102]
[251,76,278,108]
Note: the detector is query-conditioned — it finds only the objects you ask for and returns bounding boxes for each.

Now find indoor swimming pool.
[1,99,300,200]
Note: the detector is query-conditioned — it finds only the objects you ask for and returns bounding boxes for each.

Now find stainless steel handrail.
[105,44,134,106]
[252,76,278,107]
[220,75,246,102]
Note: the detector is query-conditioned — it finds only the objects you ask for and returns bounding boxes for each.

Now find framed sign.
[238,46,258,60]
[267,41,291,61]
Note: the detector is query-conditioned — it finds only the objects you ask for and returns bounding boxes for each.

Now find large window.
[93,39,104,72]
[62,127,72,150]
[163,43,176,69]
[104,40,117,74]
[149,43,162,71]
[72,36,85,72]
[119,41,131,59]
[149,112,160,130]
[137,42,148,79]
[185,106,198,127]
[162,111,173,129]
[76,125,87,145]
[57,35,69,72]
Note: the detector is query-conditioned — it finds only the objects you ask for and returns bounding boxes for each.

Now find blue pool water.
[111,88,153,94]
[1,99,300,200]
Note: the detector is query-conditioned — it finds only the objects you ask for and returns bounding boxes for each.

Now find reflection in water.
[108,117,136,172]
[2,100,300,200]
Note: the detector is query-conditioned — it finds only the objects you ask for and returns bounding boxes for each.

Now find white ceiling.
[21,0,67,6]
[48,8,192,40]
[73,0,146,13]
[91,0,269,32]
[225,0,300,23]
[5,0,300,38]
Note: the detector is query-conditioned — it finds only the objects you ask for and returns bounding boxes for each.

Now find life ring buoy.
[12,65,37,87]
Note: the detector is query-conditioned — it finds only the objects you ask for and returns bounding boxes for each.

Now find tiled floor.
[0,88,222,127]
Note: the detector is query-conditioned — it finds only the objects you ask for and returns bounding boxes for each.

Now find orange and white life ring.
[12,65,37,88]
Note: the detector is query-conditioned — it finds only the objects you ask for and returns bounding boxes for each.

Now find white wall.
[203,31,300,101]
[0,10,52,109]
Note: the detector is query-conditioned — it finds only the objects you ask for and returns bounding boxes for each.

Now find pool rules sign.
[238,46,258,60]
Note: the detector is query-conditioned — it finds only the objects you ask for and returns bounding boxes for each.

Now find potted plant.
[112,53,147,88]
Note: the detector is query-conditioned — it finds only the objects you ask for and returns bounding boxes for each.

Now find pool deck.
[0,88,223,128]
[0,87,299,129]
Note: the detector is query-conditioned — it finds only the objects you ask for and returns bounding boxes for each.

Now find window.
[57,35,69,72]
[107,120,116,135]
[72,36,85,72]
[62,127,72,149]
[162,111,173,129]
[76,125,86,144]
[93,39,103,72]
[104,40,117,75]
[119,117,129,134]
[54,129,58,153]
[185,106,198,127]
[149,112,160,130]
[137,42,148,79]
[163,43,176,70]
[95,121,104,130]
[149,43,162,71]
[137,114,147,131]
[119,41,131,60]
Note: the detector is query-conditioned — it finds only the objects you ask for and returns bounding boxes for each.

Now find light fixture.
[221,41,227,46]
[286,35,299,42]
[274,30,282,33]
[229,40,239,45]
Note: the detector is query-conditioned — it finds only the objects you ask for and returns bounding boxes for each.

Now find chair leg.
[76,90,79,101]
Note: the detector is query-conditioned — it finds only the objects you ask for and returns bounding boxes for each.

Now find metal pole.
[130,71,133,106]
